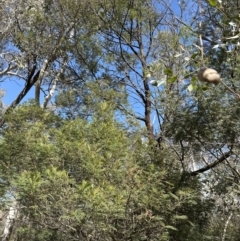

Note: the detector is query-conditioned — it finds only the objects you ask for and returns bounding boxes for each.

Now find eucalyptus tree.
[0,0,102,113]
[0,0,104,239]
[88,0,215,173]
[90,1,240,238]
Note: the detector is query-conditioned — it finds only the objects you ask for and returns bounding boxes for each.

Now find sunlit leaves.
[208,0,218,7]
[187,84,195,92]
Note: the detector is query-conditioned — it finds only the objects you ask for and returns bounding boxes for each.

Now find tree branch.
[42,57,68,109]
[190,151,232,176]
[0,65,39,127]
[175,16,218,45]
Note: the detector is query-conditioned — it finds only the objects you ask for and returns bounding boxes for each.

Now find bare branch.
[190,151,232,176]
[175,16,218,45]
[0,64,16,77]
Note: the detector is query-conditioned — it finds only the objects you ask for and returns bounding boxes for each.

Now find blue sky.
[1,79,36,106]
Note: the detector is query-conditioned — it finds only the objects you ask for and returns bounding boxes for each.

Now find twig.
[220,79,240,99]
[222,212,233,241]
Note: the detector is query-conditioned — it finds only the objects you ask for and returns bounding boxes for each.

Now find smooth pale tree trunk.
[1,201,18,241]
[42,56,68,109]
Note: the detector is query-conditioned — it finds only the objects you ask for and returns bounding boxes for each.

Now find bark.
[35,58,51,105]
[0,66,39,127]
[1,201,18,241]
[137,20,154,140]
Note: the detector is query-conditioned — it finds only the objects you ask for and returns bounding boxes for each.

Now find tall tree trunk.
[1,201,18,241]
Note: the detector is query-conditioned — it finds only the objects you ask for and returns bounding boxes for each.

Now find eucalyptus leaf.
[208,0,218,7]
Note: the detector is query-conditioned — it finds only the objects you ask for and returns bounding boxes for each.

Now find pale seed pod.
[197,68,220,85]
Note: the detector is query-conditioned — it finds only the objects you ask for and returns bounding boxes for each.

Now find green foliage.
[208,0,218,7]
[55,80,127,119]
[2,0,240,240]
[0,102,211,240]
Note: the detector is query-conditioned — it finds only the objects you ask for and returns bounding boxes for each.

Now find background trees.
[0,0,240,240]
